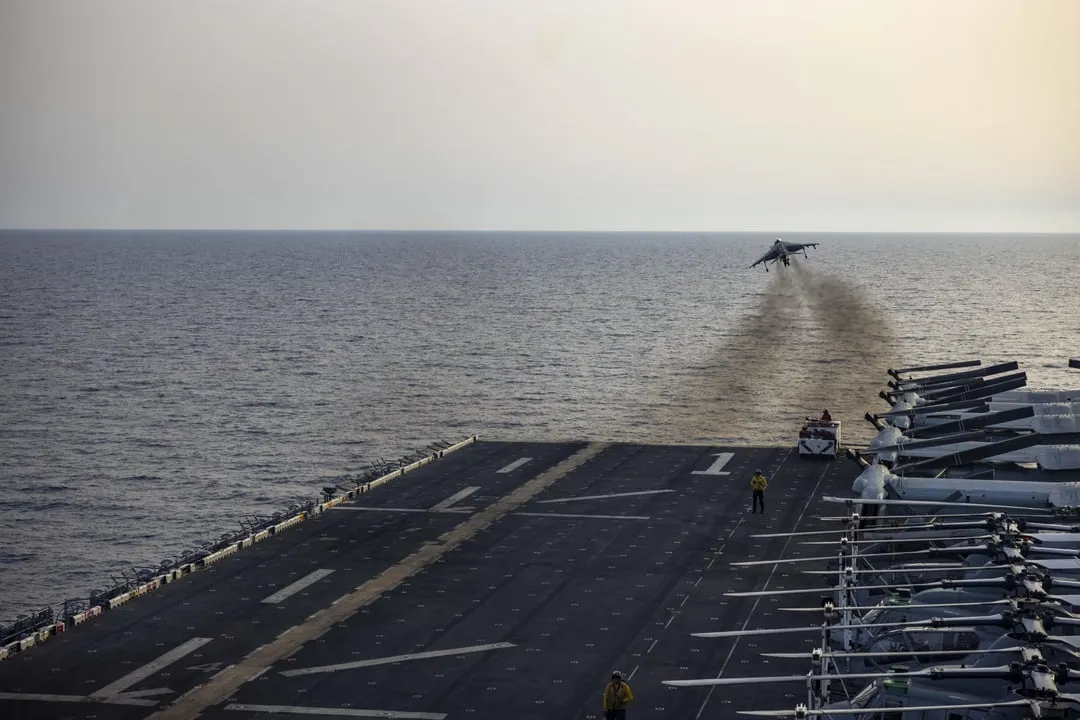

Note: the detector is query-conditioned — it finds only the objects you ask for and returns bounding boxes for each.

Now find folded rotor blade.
[888,359,982,378]
[893,362,1017,390]
[779,599,1013,612]
[862,430,990,454]
[891,432,1044,474]
[725,581,940,597]
[816,512,1001,521]
[906,405,1036,438]
[665,674,817,687]
[737,699,1032,717]
[821,497,1054,513]
[667,662,1002,685]
[800,565,973,575]
[800,534,988,546]
[731,550,927,567]
[752,524,941,538]
[923,372,1027,406]
[762,646,1021,659]
[1028,522,1080,532]
[882,398,989,418]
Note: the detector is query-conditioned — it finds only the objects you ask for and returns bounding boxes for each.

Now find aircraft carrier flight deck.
[0,439,862,720]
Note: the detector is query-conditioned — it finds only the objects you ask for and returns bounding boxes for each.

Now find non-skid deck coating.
[0,441,861,719]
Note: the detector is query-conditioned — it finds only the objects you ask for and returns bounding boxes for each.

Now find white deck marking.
[496,457,532,473]
[429,486,480,511]
[695,452,826,720]
[148,443,610,720]
[261,569,336,604]
[91,637,213,699]
[515,511,650,520]
[331,506,471,514]
[537,489,674,504]
[225,705,446,719]
[281,641,515,677]
[332,506,432,513]
[118,687,173,699]
[691,452,735,475]
[0,692,157,707]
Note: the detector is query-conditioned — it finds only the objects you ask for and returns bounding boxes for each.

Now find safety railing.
[0,437,476,653]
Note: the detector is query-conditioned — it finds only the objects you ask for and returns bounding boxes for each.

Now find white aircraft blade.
[822,496,1055,513]
[669,667,953,687]
[762,646,1023,659]
[690,615,980,639]
[664,674,822,687]
[779,599,1012,612]
[725,583,932,598]
[726,574,1029,597]
[817,513,1001,521]
[735,699,1033,717]
[800,565,996,575]
[731,550,927,567]
[751,524,941,538]
[1031,546,1080,557]
[800,534,988,546]
[691,626,838,639]
[1029,522,1080,532]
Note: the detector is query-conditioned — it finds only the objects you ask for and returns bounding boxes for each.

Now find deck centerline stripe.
[146,443,611,720]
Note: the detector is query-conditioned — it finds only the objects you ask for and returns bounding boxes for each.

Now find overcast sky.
[1,0,1078,232]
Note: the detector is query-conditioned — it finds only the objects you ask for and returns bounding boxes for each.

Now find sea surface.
[1,231,1078,620]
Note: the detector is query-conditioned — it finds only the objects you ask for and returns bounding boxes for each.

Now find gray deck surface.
[0,440,860,719]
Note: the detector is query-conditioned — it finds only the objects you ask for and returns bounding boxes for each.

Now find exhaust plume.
[654,262,898,445]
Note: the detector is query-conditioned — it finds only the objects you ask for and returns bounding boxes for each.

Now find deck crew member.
[602,670,634,719]
[750,469,768,514]
[820,409,832,422]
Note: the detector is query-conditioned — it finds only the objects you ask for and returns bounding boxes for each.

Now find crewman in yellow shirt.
[602,670,634,719]
[750,469,768,514]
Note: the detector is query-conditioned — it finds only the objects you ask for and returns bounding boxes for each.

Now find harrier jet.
[750,238,820,271]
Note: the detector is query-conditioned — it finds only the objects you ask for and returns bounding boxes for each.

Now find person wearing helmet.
[750,469,768,514]
[602,670,634,719]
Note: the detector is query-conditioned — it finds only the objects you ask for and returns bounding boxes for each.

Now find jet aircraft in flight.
[749,238,820,271]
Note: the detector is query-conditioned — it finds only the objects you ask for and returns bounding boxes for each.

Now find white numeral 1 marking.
[691,452,734,476]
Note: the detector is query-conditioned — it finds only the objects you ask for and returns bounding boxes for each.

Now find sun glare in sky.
[1,0,1077,232]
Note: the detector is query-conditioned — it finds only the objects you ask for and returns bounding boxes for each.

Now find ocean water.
[1,231,1078,620]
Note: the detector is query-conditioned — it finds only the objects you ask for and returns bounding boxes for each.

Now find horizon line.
[3,228,1079,236]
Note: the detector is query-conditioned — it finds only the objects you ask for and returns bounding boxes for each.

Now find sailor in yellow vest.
[750,469,768,514]
[602,670,634,719]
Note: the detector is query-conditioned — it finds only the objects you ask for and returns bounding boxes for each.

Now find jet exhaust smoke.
[657,261,898,445]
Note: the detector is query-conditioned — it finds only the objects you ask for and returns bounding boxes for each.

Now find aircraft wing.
[750,248,778,268]
[782,242,819,251]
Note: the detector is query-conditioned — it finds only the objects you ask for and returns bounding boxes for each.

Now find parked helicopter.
[669,648,1080,718]
[662,358,1080,718]
[666,598,1080,716]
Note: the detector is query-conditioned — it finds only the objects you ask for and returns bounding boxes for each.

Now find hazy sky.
[1,0,1078,232]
